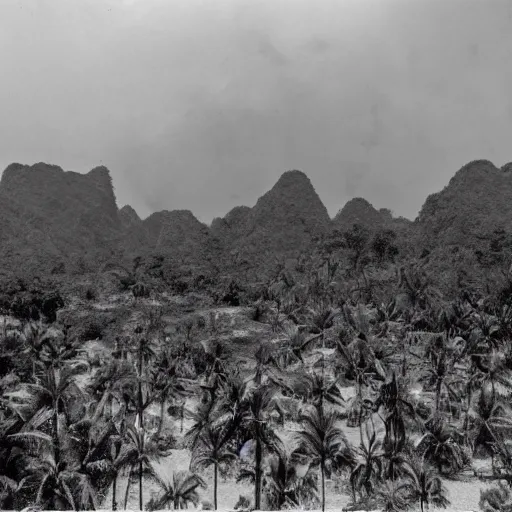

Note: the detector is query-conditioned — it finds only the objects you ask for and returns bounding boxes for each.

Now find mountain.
[0,162,121,273]
[151,210,210,254]
[233,170,331,268]
[210,206,251,258]
[333,198,388,231]
[417,159,512,251]
[121,209,212,266]
[3,159,512,291]
[118,205,142,229]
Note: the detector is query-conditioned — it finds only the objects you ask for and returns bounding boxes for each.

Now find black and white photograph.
[1,1,512,511]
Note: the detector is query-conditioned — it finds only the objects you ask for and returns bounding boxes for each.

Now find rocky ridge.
[2,160,512,284]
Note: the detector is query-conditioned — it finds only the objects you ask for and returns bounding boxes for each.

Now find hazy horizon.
[1,0,512,224]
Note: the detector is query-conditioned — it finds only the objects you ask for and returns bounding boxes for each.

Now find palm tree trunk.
[255,435,262,510]
[109,392,114,420]
[157,392,166,436]
[112,473,118,510]
[138,338,144,429]
[357,375,364,445]
[53,399,60,466]
[321,461,326,512]
[139,459,143,511]
[420,497,424,512]
[124,467,133,510]
[214,461,218,510]
[435,378,442,413]
[464,386,473,443]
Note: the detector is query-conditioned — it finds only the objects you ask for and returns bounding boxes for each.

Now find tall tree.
[191,422,238,510]
[294,404,354,512]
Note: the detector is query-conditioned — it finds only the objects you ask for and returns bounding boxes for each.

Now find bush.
[88,352,102,367]
[119,275,136,291]
[79,320,105,341]
[480,481,512,512]
[85,288,96,301]
[171,279,189,295]
[132,282,150,298]
[234,495,252,511]
[151,429,177,451]
[222,280,242,306]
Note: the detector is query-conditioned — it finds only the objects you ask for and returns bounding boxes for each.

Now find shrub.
[40,291,64,322]
[480,481,512,512]
[132,282,150,298]
[85,288,96,301]
[119,275,136,291]
[79,320,105,341]
[234,495,252,511]
[151,429,177,451]
[222,280,242,306]
[171,279,189,295]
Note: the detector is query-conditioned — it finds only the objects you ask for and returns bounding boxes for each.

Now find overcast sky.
[1,0,512,223]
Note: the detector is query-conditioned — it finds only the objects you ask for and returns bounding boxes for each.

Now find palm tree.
[26,364,84,466]
[420,335,464,416]
[191,421,238,510]
[115,422,168,510]
[200,339,231,385]
[470,384,512,467]
[401,455,450,512]
[0,475,28,511]
[67,399,122,509]
[17,322,54,379]
[307,306,340,348]
[350,422,385,501]
[273,326,322,368]
[374,372,417,479]
[240,384,278,511]
[30,451,102,511]
[146,470,206,510]
[468,349,512,404]
[260,436,318,510]
[336,336,379,434]
[133,330,156,432]
[31,454,78,510]
[415,415,466,476]
[294,404,354,512]
[38,327,83,372]
[88,358,137,422]
[0,411,52,510]
[149,352,187,437]
[305,367,346,410]
[374,479,411,512]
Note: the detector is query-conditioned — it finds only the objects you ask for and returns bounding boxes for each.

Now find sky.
[1,0,512,224]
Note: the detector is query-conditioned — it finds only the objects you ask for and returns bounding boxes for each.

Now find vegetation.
[3,215,512,512]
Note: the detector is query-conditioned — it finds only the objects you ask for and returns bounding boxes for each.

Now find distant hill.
[118,209,213,271]
[333,197,388,231]
[332,197,415,256]
[118,205,142,229]
[211,206,251,246]
[0,163,121,274]
[2,159,512,293]
[233,170,331,270]
[417,159,512,251]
